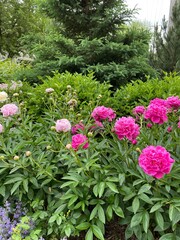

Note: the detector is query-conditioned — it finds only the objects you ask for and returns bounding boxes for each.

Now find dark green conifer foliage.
[21,0,157,87]
[43,0,134,39]
[150,0,180,73]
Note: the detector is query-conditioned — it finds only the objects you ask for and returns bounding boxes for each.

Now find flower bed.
[0,80,179,239]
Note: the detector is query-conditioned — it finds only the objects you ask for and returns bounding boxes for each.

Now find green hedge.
[23,71,113,118]
[113,73,180,116]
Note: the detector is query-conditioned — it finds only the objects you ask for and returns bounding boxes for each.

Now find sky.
[125,0,171,27]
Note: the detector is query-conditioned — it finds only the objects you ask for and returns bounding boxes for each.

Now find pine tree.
[43,0,134,39]
[150,0,180,73]
[25,0,157,87]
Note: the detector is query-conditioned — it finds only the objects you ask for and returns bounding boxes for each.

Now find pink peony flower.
[0,124,3,133]
[94,121,104,128]
[150,98,167,107]
[89,120,104,132]
[138,146,175,179]
[71,134,89,150]
[55,119,71,132]
[45,88,54,93]
[114,117,140,143]
[91,106,116,122]
[166,96,180,110]
[71,122,85,134]
[144,104,168,124]
[146,123,153,128]
[132,106,146,115]
[1,103,19,117]
[167,126,172,132]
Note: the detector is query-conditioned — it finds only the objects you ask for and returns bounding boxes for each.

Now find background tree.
[20,0,156,87]
[0,0,45,57]
[42,0,134,39]
[150,0,180,73]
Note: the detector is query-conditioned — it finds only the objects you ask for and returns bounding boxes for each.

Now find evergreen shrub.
[113,73,180,116]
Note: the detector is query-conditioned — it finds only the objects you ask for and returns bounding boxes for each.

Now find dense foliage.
[0,0,47,57]
[113,73,180,116]
[0,75,179,239]
[20,22,157,87]
[150,0,180,73]
[42,0,134,39]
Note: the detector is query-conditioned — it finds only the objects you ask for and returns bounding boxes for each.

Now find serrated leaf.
[106,182,119,193]
[92,225,104,240]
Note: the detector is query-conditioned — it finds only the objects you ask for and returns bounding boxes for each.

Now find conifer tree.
[150,0,180,73]
[43,0,134,39]
[24,0,157,87]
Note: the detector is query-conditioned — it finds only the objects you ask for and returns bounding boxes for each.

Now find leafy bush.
[22,71,113,118]
[0,59,28,82]
[113,73,180,116]
[0,78,179,239]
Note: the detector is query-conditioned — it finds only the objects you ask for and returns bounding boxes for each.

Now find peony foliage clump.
[0,76,179,240]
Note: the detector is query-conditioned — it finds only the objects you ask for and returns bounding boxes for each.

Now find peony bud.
[14,155,19,161]
[25,151,31,157]
[87,132,93,137]
[46,145,51,150]
[67,85,72,89]
[13,93,19,97]
[136,148,141,153]
[66,144,72,150]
